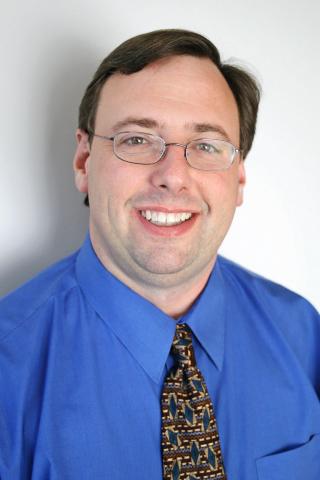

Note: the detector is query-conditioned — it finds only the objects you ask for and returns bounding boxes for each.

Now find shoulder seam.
[0,284,79,344]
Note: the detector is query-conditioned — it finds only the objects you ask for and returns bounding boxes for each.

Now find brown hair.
[79,29,261,205]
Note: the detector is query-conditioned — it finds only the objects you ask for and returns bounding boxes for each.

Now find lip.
[133,208,198,237]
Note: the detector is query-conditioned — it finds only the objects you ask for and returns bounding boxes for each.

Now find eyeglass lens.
[113,132,236,170]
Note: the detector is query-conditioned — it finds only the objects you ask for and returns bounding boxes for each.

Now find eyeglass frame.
[89,130,242,171]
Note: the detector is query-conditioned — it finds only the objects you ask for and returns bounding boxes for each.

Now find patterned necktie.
[161,323,226,480]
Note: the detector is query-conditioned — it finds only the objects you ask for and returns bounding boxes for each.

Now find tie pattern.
[161,324,226,480]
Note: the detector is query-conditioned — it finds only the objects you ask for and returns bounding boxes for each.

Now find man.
[0,29,319,480]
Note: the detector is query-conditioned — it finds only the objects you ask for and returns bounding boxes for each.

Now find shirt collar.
[75,234,226,383]
[180,259,226,371]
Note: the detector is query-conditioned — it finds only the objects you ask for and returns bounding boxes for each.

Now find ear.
[236,158,246,207]
[73,129,91,193]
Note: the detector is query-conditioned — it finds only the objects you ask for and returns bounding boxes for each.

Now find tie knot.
[171,323,196,368]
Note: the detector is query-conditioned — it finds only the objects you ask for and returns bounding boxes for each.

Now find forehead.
[95,55,239,142]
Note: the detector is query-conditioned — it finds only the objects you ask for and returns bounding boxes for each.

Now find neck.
[91,237,216,319]
[126,268,214,319]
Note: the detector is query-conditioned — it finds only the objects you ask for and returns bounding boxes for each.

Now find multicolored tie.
[161,323,226,480]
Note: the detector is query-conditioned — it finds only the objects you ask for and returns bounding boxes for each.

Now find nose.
[149,143,192,194]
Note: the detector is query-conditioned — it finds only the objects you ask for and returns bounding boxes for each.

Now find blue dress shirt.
[0,234,319,480]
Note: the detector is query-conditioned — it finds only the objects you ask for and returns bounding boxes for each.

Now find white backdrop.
[1,0,319,310]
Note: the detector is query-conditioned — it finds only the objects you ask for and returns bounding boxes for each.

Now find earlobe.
[236,160,246,207]
[73,129,90,193]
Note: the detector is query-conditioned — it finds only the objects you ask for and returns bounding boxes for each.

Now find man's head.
[79,28,260,157]
[73,29,260,300]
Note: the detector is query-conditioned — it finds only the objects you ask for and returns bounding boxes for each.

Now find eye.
[196,142,219,154]
[123,135,148,146]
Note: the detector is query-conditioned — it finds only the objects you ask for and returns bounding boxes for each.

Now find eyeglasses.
[91,131,241,171]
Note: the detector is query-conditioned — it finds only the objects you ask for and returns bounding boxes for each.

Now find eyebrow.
[111,117,231,141]
[111,117,159,132]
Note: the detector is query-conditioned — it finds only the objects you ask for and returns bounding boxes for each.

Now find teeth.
[167,213,176,224]
[141,210,193,226]
[158,212,166,224]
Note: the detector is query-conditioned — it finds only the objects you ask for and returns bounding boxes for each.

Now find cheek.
[88,155,143,208]
[200,172,240,212]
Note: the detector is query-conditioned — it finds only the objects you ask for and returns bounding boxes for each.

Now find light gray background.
[1,0,319,309]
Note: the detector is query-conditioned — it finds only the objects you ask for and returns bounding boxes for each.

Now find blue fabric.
[0,234,319,480]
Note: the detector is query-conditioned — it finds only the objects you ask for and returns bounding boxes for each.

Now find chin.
[131,246,213,282]
[132,249,191,274]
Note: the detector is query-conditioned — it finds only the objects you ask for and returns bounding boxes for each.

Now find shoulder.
[0,251,80,343]
[217,255,320,388]
[217,255,318,318]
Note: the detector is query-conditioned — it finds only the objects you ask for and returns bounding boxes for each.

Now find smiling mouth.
[140,210,193,226]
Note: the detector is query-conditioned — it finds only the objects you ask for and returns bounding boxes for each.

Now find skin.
[74,55,246,318]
